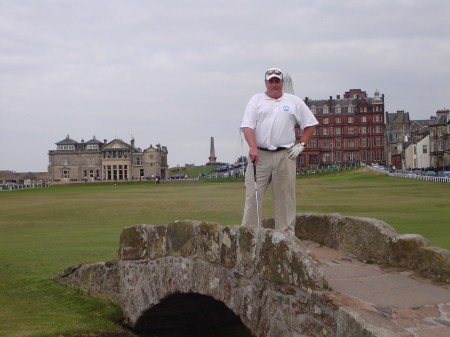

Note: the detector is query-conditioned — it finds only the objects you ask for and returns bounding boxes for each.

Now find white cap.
[265,67,283,80]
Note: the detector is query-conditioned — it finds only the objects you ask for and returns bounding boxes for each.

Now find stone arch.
[55,220,333,337]
[117,221,330,337]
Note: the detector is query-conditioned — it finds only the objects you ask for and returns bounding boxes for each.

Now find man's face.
[265,78,283,99]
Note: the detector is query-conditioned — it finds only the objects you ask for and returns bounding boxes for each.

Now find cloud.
[1,0,449,171]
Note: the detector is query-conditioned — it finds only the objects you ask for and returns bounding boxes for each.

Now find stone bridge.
[55,213,450,337]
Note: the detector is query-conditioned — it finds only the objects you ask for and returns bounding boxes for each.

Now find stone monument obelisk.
[208,137,217,165]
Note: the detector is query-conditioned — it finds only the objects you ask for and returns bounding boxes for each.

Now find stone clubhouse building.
[48,135,169,182]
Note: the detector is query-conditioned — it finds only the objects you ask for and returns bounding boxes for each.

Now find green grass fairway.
[1,169,449,336]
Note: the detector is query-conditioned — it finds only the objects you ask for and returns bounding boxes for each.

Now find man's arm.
[242,127,259,163]
[299,125,315,144]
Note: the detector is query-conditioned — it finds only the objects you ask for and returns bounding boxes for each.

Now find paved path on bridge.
[305,241,450,337]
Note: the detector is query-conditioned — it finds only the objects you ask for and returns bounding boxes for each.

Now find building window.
[348,127,354,135]
[348,104,353,113]
[298,155,305,164]
[373,115,383,122]
[335,105,341,114]
[361,138,368,147]
[348,151,355,161]
[360,126,367,134]
[323,117,329,124]
[335,127,342,135]
[348,138,355,148]
[310,155,319,164]
[323,128,329,136]
[335,138,342,148]
[62,170,70,179]
[348,116,354,123]
[423,145,427,154]
[375,151,383,161]
[361,151,368,161]
[323,140,330,148]
[335,117,341,123]
[323,152,331,162]
[323,105,329,114]
[361,116,367,123]
[57,145,75,150]
[311,106,317,114]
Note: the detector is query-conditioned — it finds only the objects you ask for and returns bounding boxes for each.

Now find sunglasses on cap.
[265,70,282,76]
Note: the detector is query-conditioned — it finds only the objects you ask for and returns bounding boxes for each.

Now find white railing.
[0,183,50,191]
[366,165,450,183]
[390,173,450,183]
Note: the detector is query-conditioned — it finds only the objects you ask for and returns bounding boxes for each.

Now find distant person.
[240,67,318,235]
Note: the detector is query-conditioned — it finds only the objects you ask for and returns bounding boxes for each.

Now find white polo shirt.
[240,93,318,149]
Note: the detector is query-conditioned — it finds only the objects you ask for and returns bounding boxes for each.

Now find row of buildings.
[386,109,449,171]
[2,83,449,184]
[281,77,448,171]
[38,94,450,183]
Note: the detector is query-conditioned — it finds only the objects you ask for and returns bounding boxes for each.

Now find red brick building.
[297,89,386,169]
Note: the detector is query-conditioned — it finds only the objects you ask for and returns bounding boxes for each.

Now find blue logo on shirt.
[283,106,290,112]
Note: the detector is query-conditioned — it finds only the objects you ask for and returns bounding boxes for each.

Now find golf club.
[253,162,260,227]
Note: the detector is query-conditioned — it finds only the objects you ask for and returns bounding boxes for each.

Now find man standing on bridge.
[240,67,318,235]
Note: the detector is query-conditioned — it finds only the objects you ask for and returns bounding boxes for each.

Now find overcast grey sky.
[1,0,449,172]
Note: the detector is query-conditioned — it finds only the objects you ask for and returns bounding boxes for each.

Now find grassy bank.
[1,169,449,336]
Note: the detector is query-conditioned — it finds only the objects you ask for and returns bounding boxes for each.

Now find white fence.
[367,166,450,184]
[0,183,50,191]
[390,173,450,183]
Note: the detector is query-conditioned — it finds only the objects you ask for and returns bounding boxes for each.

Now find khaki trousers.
[241,149,297,235]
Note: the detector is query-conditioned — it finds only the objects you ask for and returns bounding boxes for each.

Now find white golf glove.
[287,143,305,160]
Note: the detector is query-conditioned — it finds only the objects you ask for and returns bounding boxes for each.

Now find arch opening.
[133,292,255,337]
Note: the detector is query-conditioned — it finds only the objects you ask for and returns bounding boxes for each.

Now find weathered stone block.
[196,221,221,264]
[236,226,258,277]
[335,216,397,263]
[119,225,148,260]
[219,226,238,268]
[146,224,167,260]
[296,213,341,249]
[166,220,196,257]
